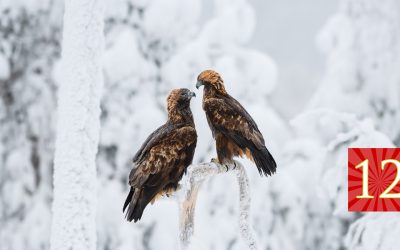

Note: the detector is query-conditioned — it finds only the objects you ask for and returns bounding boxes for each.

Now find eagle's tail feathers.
[229,133,277,177]
[124,187,158,223]
[123,187,134,212]
[251,146,277,177]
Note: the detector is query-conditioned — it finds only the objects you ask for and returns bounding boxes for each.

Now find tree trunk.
[50,0,104,249]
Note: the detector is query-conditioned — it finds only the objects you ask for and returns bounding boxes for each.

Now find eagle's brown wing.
[204,95,276,176]
[123,124,197,222]
[132,124,172,164]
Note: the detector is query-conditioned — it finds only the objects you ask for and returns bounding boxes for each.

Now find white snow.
[0,52,10,80]
[50,0,105,249]
[1,0,400,249]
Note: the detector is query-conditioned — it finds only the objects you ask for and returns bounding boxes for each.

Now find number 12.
[355,159,400,199]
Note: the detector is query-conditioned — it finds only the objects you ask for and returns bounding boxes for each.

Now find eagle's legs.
[215,134,231,172]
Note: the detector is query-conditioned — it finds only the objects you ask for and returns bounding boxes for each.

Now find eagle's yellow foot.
[211,158,229,172]
[211,158,219,164]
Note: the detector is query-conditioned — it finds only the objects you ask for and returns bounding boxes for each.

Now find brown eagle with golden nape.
[123,88,197,222]
[196,70,276,176]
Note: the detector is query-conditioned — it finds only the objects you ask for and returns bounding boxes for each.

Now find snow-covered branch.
[178,160,257,250]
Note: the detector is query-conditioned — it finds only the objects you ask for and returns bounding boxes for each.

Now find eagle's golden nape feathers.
[196,69,227,94]
[124,88,197,223]
[166,88,196,124]
[198,70,277,177]
[167,89,181,112]
[167,88,196,110]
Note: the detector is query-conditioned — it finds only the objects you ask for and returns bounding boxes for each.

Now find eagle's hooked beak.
[196,80,204,89]
[189,91,196,98]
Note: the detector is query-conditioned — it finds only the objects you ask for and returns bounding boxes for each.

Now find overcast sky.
[250,0,338,118]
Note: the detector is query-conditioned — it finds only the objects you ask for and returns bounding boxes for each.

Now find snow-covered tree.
[0,1,61,249]
[346,213,400,250]
[270,110,394,250]
[309,1,400,248]
[267,1,400,249]
[310,0,400,144]
[50,0,104,249]
[3,0,398,249]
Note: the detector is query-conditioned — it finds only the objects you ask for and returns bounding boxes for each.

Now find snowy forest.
[1,0,400,249]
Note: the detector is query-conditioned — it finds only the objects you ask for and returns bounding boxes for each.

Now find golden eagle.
[196,70,276,176]
[123,88,197,222]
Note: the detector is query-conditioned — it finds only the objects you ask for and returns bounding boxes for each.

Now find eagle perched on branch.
[196,70,276,176]
[123,88,197,222]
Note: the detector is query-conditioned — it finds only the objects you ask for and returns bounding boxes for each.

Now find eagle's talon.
[233,162,237,170]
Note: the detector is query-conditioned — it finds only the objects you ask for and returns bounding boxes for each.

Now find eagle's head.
[167,88,196,123]
[196,70,227,95]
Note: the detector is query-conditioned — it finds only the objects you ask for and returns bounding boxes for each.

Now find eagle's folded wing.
[204,97,265,149]
[132,124,173,164]
[204,96,276,176]
[129,126,197,188]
